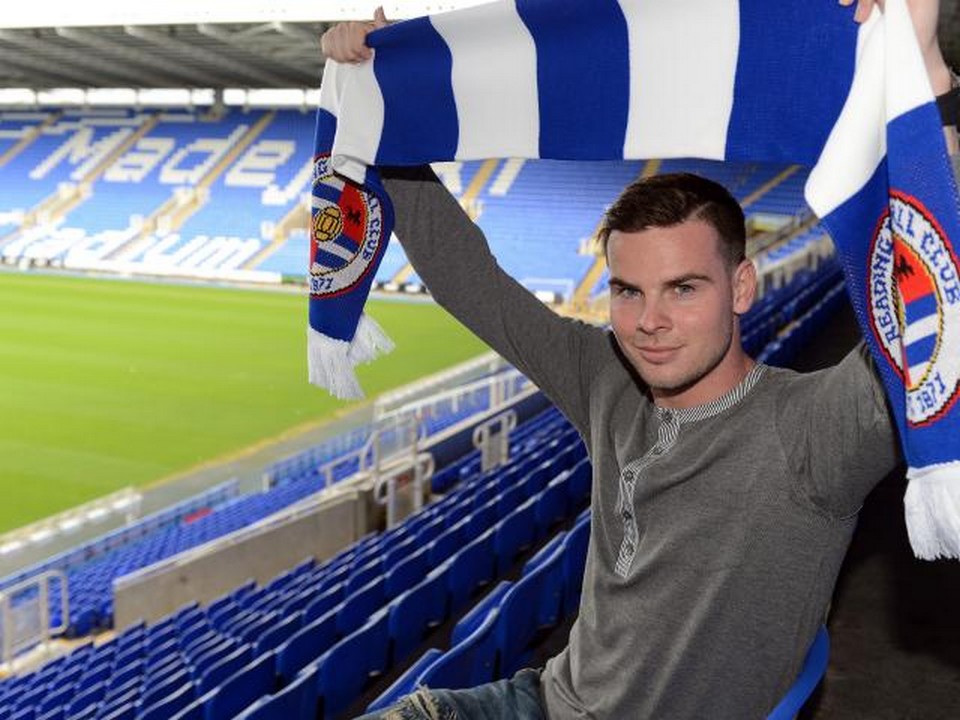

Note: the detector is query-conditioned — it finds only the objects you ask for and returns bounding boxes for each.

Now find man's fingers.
[373,6,389,29]
[321,21,375,62]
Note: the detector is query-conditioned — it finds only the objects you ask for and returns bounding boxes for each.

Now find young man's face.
[607,218,755,407]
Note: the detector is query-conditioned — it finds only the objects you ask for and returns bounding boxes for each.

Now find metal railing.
[0,488,141,558]
[0,570,68,665]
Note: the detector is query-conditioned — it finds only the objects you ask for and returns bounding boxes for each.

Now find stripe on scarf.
[430,1,539,159]
[618,0,738,160]
[373,16,457,165]
[515,0,629,159]
[726,0,858,165]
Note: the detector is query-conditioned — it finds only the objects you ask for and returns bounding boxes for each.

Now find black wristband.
[937,85,959,128]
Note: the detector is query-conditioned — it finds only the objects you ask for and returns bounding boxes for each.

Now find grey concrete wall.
[113,489,369,629]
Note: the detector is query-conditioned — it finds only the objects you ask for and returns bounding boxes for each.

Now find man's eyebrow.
[665,273,712,286]
[608,274,712,289]
[608,276,637,289]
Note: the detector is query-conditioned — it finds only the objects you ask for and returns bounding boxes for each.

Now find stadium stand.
[0,249,842,642]
[0,362,531,637]
[0,398,834,720]
[0,407,590,719]
[0,106,833,305]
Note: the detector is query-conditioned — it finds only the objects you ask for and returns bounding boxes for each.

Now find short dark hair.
[599,173,746,268]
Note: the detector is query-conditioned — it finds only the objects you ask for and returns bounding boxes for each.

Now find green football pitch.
[0,272,489,533]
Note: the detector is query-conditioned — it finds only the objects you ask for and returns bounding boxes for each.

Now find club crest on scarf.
[868,191,960,426]
[309,154,385,298]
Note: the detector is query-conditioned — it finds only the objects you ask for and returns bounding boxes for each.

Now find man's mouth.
[635,346,681,362]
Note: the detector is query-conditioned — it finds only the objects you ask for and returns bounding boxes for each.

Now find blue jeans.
[355,669,547,720]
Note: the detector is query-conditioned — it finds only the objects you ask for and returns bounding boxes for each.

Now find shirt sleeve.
[380,166,619,438]
[777,341,900,519]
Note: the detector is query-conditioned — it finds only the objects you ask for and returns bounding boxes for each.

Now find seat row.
[0,410,581,720]
[366,510,591,713]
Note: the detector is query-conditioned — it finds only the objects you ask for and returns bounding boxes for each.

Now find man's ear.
[732,258,757,315]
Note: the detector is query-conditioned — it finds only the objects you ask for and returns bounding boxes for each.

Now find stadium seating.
[0,407,586,720]
[0,369,517,637]
[1,106,828,301]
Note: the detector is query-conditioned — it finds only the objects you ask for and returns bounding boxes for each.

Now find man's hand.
[321,7,389,63]
[841,0,952,94]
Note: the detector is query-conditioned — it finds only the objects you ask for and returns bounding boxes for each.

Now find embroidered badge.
[868,191,960,426]
[308,155,385,298]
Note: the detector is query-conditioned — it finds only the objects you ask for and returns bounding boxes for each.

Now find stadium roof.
[0,0,489,91]
[0,0,956,92]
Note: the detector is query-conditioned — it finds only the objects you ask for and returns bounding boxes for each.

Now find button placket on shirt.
[611,365,768,579]
[614,411,680,578]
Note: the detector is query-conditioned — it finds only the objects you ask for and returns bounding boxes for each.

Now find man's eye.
[675,284,695,296]
[613,286,639,298]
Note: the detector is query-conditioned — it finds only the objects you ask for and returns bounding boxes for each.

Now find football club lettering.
[308,155,384,298]
[868,192,960,426]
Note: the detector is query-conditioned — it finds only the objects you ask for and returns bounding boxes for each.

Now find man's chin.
[634,365,692,393]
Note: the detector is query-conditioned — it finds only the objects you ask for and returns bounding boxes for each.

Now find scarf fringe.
[904,462,960,560]
[307,314,395,400]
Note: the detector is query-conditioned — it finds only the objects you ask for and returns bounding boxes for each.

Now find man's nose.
[637,297,670,334]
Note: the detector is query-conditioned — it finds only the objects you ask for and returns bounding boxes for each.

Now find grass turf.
[0,272,488,533]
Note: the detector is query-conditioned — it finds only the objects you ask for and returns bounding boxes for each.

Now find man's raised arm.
[321,15,618,436]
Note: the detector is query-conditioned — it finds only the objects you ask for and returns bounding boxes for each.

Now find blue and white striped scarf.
[308,0,960,559]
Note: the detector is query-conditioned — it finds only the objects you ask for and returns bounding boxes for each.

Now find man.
[324,1,959,717]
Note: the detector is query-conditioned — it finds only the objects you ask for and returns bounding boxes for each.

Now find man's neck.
[652,347,757,410]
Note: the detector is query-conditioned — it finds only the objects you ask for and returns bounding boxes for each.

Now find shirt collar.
[654,363,767,425]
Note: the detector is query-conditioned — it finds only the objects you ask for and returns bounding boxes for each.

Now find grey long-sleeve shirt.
[382,166,900,719]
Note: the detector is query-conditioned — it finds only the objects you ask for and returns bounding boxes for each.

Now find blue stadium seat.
[384,546,430,597]
[97,702,138,720]
[451,581,513,646]
[447,529,496,612]
[388,566,450,662]
[204,650,277,720]
[496,539,565,676]
[562,516,591,616]
[345,558,384,595]
[364,649,443,714]
[235,664,317,720]
[336,574,386,637]
[466,496,500,537]
[302,583,345,625]
[140,668,192,709]
[766,626,830,720]
[139,680,196,720]
[198,643,252,694]
[534,475,570,534]
[276,609,339,683]
[427,517,471,567]
[381,535,418,568]
[413,515,446,546]
[97,685,141,718]
[236,613,281,646]
[63,679,106,717]
[253,611,302,656]
[316,608,391,720]
[419,605,501,691]
[493,498,537,570]
[524,531,567,575]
